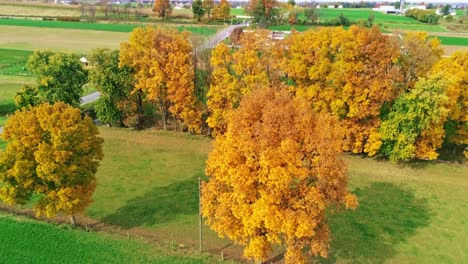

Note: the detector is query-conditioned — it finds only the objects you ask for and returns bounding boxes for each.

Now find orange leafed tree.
[202,87,358,263]
[119,27,202,132]
[279,26,401,155]
[153,0,172,20]
[207,31,274,135]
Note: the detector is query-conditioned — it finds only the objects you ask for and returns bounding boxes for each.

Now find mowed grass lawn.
[0,214,215,264]
[0,75,34,126]
[79,127,468,263]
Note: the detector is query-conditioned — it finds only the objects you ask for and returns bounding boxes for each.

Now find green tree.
[89,48,138,127]
[0,102,103,225]
[442,4,450,16]
[380,77,449,161]
[14,84,40,108]
[24,51,88,107]
[192,0,205,22]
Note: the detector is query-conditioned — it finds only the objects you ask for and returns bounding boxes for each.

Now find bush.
[445,15,454,22]
[405,9,440,24]
[57,16,81,22]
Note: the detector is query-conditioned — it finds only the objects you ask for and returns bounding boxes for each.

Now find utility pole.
[198,176,203,253]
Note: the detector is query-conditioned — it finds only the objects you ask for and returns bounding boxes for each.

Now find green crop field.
[0,48,33,76]
[0,18,218,35]
[0,213,217,264]
[31,127,461,262]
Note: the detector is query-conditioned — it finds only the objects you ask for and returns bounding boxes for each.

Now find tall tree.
[0,102,103,225]
[21,51,88,107]
[207,31,273,135]
[89,48,139,127]
[119,27,202,132]
[219,0,231,22]
[202,0,215,21]
[153,0,172,20]
[399,32,443,88]
[192,0,205,22]
[202,87,357,264]
[249,0,278,26]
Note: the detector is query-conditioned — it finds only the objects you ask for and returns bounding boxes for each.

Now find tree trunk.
[70,215,76,226]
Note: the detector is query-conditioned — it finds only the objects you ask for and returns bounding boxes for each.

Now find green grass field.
[0,213,216,264]
[230,8,247,16]
[0,75,34,126]
[56,127,466,263]
[0,18,217,35]
[0,48,33,75]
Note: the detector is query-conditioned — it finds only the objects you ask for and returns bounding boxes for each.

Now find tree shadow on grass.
[316,182,431,263]
[102,177,199,228]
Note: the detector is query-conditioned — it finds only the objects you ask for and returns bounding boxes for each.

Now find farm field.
[0,75,34,126]
[50,127,467,263]
[0,48,33,75]
[0,26,129,52]
[0,2,81,17]
[0,18,219,35]
[0,213,216,264]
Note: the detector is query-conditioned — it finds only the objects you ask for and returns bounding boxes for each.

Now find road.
[195,22,249,53]
[0,91,101,135]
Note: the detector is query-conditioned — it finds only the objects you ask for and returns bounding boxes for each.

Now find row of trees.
[86,26,466,162]
[210,28,466,161]
[192,0,231,22]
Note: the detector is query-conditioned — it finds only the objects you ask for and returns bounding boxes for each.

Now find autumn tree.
[119,27,202,132]
[17,51,88,107]
[153,0,172,20]
[192,0,205,22]
[0,102,103,225]
[279,26,401,156]
[250,0,278,26]
[214,0,231,22]
[207,31,273,135]
[417,51,468,159]
[202,0,214,21]
[399,31,443,88]
[202,87,358,264]
[380,77,449,161]
[89,48,139,127]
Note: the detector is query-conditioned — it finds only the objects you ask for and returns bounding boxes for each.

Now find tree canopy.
[0,102,103,224]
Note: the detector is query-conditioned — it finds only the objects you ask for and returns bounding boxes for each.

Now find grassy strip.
[0,213,212,264]
[0,18,217,35]
[437,36,468,46]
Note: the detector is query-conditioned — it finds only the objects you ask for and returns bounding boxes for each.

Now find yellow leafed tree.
[119,27,202,132]
[0,102,103,225]
[202,86,357,263]
[415,51,468,159]
[279,26,401,155]
[207,30,273,136]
